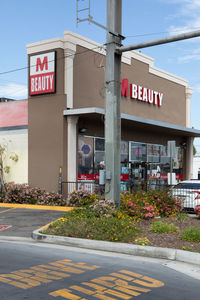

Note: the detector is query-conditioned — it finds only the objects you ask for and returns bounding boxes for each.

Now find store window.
[78,136,94,175]
[129,142,147,162]
[121,141,129,163]
[94,138,105,174]
[77,136,184,185]
[147,144,160,163]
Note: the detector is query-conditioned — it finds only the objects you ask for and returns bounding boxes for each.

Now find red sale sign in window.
[29,51,56,95]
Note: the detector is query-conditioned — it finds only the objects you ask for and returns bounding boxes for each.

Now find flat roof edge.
[63,107,200,137]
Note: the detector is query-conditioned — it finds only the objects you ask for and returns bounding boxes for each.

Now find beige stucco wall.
[0,129,28,184]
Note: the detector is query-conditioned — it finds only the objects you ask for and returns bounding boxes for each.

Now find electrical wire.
[0,45,105,77]
[125,26,200,39]
[1,25,200,77]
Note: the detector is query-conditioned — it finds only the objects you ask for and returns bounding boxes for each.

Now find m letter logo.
[36,56,48,72]
[29,51,56,96]
[121,78,129,97]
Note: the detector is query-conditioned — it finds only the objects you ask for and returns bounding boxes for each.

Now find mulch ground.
[137,214,200,253]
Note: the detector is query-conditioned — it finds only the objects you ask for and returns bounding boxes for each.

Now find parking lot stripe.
[0,203,73,211]
[0,208,16,214]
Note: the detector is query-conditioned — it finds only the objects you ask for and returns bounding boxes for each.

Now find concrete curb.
[32,228,200,266]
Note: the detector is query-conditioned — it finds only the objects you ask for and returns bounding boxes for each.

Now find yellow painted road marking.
[49,288,81,299]
[50,269,164,299]
[119,270,143,278]
[0,260,101,290]
[92,277,115,288]
[82,282,106,292]
[134,276,165,288]
[93,294,116,300]
[70,285,94,295]
[110,273,134,281]
[114,286,141,297]
[0,276,30,290]
[120,270,164,287]
[115,280,150,293]
[29,275,52,283]
[49,263,84,274]
[57,260,101,271]
[103,289,132,299]
[0,203,73,211]
[0,207,16,214]
[11,271,32,277]
[50,271,71,278]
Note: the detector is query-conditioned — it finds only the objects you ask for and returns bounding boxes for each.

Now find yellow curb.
[39,221,55,231]
[0,203,73,212]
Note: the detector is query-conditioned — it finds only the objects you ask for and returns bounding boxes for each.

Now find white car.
[172,180,200,211]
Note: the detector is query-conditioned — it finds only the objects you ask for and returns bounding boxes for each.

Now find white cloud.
[178,53,200,63]
[164,0,200,34]
[0,83,27,100]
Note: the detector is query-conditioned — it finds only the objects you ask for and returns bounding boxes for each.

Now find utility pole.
[105,0,122,207]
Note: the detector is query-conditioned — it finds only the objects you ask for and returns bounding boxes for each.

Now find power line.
[1,26,200,77]
[0,45,104,77]
[125,26,200,39]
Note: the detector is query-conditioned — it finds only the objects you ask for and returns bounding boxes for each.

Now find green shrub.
[120,189,183,219]
[180,227,200,243]
[0,182,67,206]
[66,190,99,207]
[150,221,179,234]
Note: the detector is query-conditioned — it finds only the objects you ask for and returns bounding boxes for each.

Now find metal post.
[170,146,172,186]
[105,0,122,207]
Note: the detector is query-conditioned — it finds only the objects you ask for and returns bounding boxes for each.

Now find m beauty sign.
[29,51,56,95]
[121,78,163,106]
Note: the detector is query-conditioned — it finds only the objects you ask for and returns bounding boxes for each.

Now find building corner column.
[64,37,76,109]
[185,136,194,180]
[185,86,193,128]
[67,116,79,182]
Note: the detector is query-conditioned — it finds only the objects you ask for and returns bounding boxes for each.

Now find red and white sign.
[78,174,130,181]
[148,174,183,180]
[29,52,56,95]
[121,78,163,106]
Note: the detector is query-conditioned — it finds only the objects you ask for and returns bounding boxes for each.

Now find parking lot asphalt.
[0,204,71,237]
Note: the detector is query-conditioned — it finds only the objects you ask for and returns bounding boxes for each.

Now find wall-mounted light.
[180,141,187,149]
[79,128,87,133]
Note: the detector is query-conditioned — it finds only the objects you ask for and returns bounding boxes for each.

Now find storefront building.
[27,31,200,193]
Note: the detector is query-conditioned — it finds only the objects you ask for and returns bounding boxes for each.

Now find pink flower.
[144,212,154,219]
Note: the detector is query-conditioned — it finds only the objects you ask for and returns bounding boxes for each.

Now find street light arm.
[117,29,200,53]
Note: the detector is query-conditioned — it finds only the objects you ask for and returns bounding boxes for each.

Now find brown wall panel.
[28,95,66,191]
[74,46,186,127]
[28,48,66,192]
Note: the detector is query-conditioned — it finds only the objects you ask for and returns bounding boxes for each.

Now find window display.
[130,142,146,162]
[78,136,184,185]
[78,136,94,175]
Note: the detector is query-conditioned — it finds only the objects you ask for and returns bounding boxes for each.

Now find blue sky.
[1,0,200,150]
